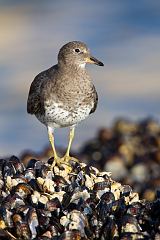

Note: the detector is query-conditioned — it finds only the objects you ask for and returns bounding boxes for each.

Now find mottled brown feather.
[27,65,57,115]
[90,86,98,114]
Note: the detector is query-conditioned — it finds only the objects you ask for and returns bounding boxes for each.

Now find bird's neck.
[57,62,91,85]
[58,62,86,73]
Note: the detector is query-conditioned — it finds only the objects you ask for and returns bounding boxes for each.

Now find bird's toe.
[62,155,79,164]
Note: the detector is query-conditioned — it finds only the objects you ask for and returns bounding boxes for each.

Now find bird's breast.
[44,101,93,128]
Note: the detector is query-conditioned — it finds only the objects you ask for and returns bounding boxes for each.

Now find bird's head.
[58,41,104,68]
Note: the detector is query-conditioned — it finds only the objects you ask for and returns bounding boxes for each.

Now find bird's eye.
[75,48,80,53]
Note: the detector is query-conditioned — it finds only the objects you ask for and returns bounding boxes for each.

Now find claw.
[49,155,79,172]
[62,155,79,164]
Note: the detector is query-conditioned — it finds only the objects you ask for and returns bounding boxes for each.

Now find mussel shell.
[47,157,54,165]
[10,156,25,174]
[121,185,132,197]
[0,208,7,223]
[3,193,25,210]
[121,214,139,226]
[100,192,115,203]
[49,217,64,234]
[100,217,118,240]
[127,202,143,216]
[27,208,39,239]
[46,197,61,212]
[120,232,144,239]
[26,159,39,169]
[93,181,110,190]
[16,222,31,240]
[74,171,85,186]
[82,165,97,177]
[12,213,22,224]
[120,214,141,234]
[36,165,51,179]
[24,168,35,181]
[0,229,15,240]
[28,178,41,192]
[53,175,68,186]
[59,230,81,240]
[3,156,25,178]
[37,237,51,240]
[97,192,117,217]
[36,209,50,230]
[13,183,33,198]
[62,192,74,208]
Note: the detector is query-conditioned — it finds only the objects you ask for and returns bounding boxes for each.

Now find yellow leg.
[48,127,58,166]
[65,127,75,157]
[63,126,79,164]
[47,126,78,170]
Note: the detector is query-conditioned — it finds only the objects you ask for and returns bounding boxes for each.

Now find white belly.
[37,103,92,128]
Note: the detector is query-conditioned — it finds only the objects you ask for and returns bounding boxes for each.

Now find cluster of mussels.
[0,155,159,240]
[81,118,160,201]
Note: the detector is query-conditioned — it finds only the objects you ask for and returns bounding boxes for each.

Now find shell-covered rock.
[0,155,159,239]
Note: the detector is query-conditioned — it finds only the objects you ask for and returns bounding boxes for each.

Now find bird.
[27,41,104,169]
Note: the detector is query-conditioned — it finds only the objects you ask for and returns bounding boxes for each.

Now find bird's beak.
[85,56,104,66]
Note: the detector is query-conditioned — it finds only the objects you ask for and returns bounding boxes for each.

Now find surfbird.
[27,41,104,168]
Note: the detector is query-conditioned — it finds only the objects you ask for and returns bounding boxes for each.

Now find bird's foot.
[62,154,79,164]
[59,155,79,172]
[49,155,79,171]
[49,156,61,170]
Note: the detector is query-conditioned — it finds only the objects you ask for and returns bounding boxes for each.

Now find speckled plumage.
[27,41,100,129]
[27,41,103,166]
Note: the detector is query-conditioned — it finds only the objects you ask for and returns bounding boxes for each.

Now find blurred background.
[0,0,160,156]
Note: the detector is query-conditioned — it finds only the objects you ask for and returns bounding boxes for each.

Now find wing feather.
[27,65,57,115]
[90,86,98,114]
